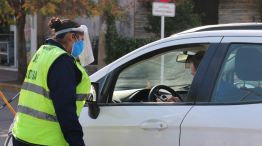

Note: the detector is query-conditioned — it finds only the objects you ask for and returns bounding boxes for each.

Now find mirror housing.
[87,101,100,119]
[176,54,189,63]
[87,82,100,119]
[176,51,196,63]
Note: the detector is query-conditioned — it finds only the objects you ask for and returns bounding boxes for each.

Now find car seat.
[234,46,262,101]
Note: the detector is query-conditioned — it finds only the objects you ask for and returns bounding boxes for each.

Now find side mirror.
[87,82,100,119]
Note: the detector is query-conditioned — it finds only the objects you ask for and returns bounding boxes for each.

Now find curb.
[0,83,21,91]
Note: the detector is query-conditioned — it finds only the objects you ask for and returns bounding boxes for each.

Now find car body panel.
[80,105,192,146]
[79,36,222,146]
[82,33,262,145]
[181,36,262,146]
[180,103,262,146]
[221,36,262,43]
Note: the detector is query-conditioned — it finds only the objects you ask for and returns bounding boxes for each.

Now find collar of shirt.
[45,38,67,52]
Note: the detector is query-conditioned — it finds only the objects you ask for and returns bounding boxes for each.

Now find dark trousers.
[12,136,44,146]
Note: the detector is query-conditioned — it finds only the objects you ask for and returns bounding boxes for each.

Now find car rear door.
[180,36,262,146]
[80,36,222,146]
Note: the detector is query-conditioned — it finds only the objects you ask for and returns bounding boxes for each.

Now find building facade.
[0,25,15,70]
[219,0,262,23]
[194,0,262,24]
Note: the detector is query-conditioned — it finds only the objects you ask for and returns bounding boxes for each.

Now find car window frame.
[202,42,262,105]
[98,38,222,105]
[191,42,229,102]
[194,36,262,105]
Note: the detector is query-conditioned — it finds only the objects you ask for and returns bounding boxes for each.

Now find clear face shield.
[78,25,94,66]
[55,25,94,66]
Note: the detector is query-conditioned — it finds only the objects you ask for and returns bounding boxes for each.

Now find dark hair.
[48,17,80,38]
[188,51,205,69]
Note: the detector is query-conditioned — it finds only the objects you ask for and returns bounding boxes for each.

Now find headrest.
[235,47,262,81]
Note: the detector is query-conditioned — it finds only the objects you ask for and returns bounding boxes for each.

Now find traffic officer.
[12,17,93,146]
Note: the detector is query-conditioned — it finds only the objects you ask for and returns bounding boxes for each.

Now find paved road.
[0,70,19,145]
[0,89,18,146]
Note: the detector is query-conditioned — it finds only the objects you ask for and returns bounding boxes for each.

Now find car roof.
[173,23,262,35]
[91,24,262,82]
[170,30,262,40]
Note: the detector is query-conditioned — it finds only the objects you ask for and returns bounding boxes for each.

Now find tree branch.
[7,0,17,9]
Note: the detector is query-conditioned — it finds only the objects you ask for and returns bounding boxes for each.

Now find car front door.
[80,37,222,146]
[180,37,262,146]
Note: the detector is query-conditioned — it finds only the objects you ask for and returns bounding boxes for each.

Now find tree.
[95,0,123,67]
[0,0,27,83]
[102,3,153,64]
[141,0,202,37]
[0,0,95,83]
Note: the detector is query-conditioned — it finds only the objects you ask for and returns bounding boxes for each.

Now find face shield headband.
[55,25,94,66]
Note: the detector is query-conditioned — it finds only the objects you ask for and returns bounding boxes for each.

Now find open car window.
[112,44,209,103]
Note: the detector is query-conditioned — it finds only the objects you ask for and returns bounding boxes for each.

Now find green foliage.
[0,0,97,24]
[105,14,153,64]
[0,1,15,25]
[145,0,202,37]
[105,35,153,64]
[98,0,123,18]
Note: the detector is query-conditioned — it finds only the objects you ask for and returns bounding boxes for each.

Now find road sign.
[152,2,175,17]
[159,0,170,2]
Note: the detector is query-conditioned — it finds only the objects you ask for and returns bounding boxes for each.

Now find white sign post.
[153,2,176,38]
[152,2,175,84]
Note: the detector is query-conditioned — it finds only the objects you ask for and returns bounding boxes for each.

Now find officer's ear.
[63,32,74,42]
[71,33,77,40]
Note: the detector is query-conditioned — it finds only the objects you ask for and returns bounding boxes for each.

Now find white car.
[5,23,262,146]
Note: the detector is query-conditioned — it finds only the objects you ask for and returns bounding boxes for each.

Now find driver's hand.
[157,95,181,102]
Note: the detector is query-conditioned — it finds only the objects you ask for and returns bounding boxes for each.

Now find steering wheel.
[148,85,183,102]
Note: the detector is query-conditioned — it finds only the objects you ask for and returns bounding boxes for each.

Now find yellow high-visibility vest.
[13,44,91,146]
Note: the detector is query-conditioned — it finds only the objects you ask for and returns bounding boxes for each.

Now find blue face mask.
[71,40,84,58]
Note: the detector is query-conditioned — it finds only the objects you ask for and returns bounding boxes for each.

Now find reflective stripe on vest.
[18,105,58,122]
[21,82,49,99]
[22,81,91,101]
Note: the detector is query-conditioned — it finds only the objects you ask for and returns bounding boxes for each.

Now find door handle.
[140,119,168,130]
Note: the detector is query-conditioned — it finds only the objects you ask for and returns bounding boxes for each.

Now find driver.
[157,51,205,102]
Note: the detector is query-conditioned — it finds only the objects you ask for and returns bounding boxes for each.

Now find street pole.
[153,1,175,85]
[30,14,37,59]
[161,16,165,39]
[160,16,165,84]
